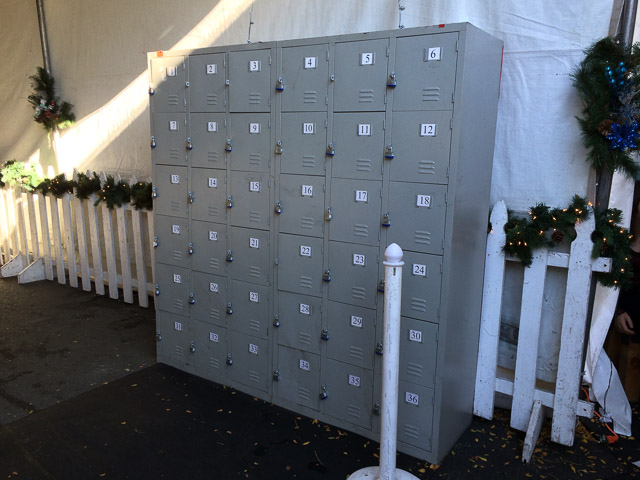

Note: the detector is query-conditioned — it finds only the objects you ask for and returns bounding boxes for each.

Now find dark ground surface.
[0,277,639,479]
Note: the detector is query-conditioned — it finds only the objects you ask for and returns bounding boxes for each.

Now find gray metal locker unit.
[149,23,502,464]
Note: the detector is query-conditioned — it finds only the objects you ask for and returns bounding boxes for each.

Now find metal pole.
[350,244,418,480]
[35,0,52,74]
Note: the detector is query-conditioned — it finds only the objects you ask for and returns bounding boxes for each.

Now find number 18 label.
[416,195,431,208]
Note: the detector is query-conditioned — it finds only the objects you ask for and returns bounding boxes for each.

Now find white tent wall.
[0,0,616,210]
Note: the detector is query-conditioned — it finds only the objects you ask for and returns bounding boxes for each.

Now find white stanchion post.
[350,243,419,480]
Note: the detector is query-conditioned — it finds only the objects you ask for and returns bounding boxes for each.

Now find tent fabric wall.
[0,0,616,211]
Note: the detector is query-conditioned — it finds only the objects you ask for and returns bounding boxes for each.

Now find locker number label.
[174,321,183,332]
[358,124,371,136]
[348,374,361,387]
[301,185,313,196]
[249,343,259,355]
[409,329,423,343]
[209,282,219,293]
[299,303,311,315]
[304,57,317,69]
[249,60,261,72]
[299,359,310,371]
[209,332,219,342]
[302,123,315,134]
[360,53,374,65]
[173,274,182,284]
[353,254,366,266]
[169,120,178,131]
[405,391,420,406]
[350,315,363,328]
[208,231,218,241]
[420,123,436,137]
[249,123,261,134]
[206,64,217,75]
[207,121,218,132]
[166,66,177,77]
[208,177,218,188]
[249,237,260,249]
[427,47,441,61]
[416,194,431,208]
[249,291,259,303]
[249,181,261,192]
[170,174,180,184]
[172,224,181,234]
[412,264,426,276]
[355,190,368,202]
[300,245,312,257]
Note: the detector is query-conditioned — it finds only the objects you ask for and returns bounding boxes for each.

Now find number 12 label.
[420,124,436,137]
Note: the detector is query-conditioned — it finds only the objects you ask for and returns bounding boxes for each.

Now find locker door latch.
[152,187,158,198]
[226,195,233,208]
[325,207,332,221]
[273,369,280,381]
[387,72,397,88]
[188,292,196,305]
[322,269,332,282]
[274,140,283,154]
[186,137,193,150]
[226,250,233,262]
[153,236,159,247]
[188,242,194,255]
[154,284,160,296]
[373,402,381,415]
[226,353,233,365]
[148,85,155,95]
[156,330,162,342]
[321,328,330,341]
[319,385,328,400]
[225,138,232,152]
[188,191,194,203]
[273,314,280,328]
[384,144,394,159]
[326,142,335,156]
[274,201,282,214]
[226,302,233,314]
[378,279,385,292]
[189,341,196,353]
[381,213,391,227]
[275,77,285,91]
[150,136,156,148]
[375,342,384,355]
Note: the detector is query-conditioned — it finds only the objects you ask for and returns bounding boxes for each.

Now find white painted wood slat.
[61,192,78,288]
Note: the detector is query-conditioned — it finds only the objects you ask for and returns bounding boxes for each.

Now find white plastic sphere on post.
[349,243,419,480]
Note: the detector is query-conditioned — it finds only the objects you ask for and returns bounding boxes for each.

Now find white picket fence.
[0,171,154,307]
[474,200,611,462]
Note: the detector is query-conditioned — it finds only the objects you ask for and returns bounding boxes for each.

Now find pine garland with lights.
[27,67,76,132]
[572,37,640,179]
[0,160,43,192]
[34,174,76,198]
[504,195,632,288]
[95,175,132,209]
[130,181,153,210]
[74,172,102,200]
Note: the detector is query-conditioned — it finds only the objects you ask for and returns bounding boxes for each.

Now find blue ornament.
[607,121,639,150]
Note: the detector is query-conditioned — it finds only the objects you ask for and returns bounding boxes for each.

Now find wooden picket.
[0,171,154,307]
[474,200,611,462]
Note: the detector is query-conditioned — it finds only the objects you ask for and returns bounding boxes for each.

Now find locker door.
[326,302,376,369]
[277,174,325,237]
[151,112,187,166]
[331,113,385,180]
[276,346,321,411]
[229,113,271,172]
[276,291,322,354]
[228,172,270,230]
[280,43,329,112]
[155,263,191,317]
[154,214,189,267]
[398,317,438,387]
[328,178,382,246]
[191,271,227,327]
[386,182,447,255]
[324,359,374,429]
[153,165,188,218]
[191,320,228,383]
[228,279,270,337]
[327,241,379,308]
[189,113,227,169]
[228,49,272,112]
[156,311,190,367]
[228,227,271,285]
[397,380,434,451]
[334,39,389,112]
[228,332,269,392]
[392,33,458,112]
[389,111,452,184]
[188,52,227,112]
[277,233,324,297]
[150,56,187,113]
[400,251,443,323]
[280,112,328,175]
[190,220,227,276]
[190,167,227,223]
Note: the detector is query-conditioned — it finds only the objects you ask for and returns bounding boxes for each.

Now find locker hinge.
[456,40,459,52]
[452,92,455,104]
[269,55,272,65]
[223,56,226,67]
[386,46,390,57]
[326,49,330,60]
[437,307,441,319]
[325,95,329,106]
[383,119,386,130]
[440,263,444,274]
[446,166,450,179]
[450,118,453,130]
[184,98,187,108]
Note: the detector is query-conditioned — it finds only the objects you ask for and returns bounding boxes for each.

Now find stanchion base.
[349,466,420,479]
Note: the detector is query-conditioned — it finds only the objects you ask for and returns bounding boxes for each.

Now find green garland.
[0,160,43,192]
[95,175,132,209]
[572,37,640,178]
[34,174,76,198]
[75,172,102,200]
[504,196,632,288]
[27,67,76,132]
[130,181,153,210]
